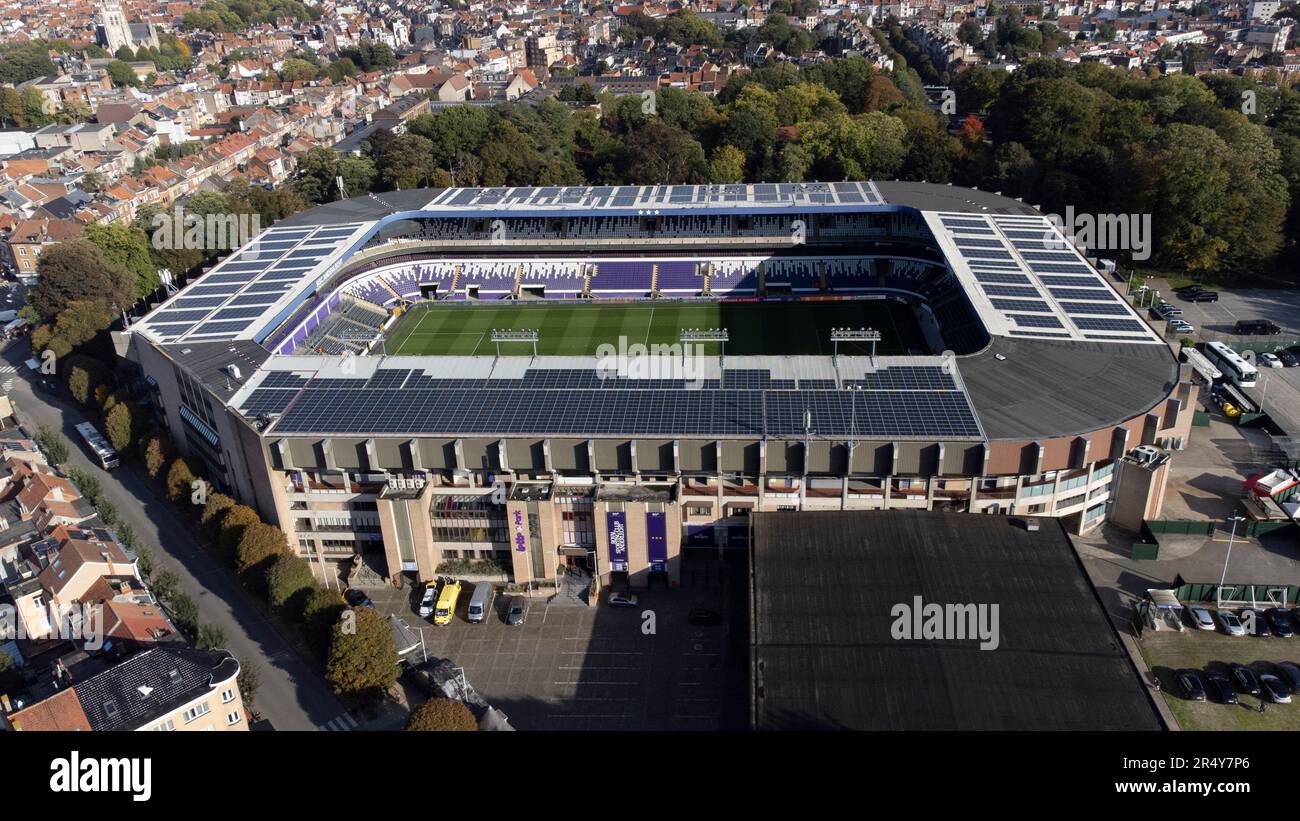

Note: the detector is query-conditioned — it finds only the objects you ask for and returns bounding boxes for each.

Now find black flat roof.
[750,510,1163,731]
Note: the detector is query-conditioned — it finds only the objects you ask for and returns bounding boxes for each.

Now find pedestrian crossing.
[318,713,360,731]
[0,364,15,393]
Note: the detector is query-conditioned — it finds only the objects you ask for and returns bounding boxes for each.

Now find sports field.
[384,298,926,357]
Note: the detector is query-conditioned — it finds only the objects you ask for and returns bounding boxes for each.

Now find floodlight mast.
[830,327,881,362]
[680,328,729,373]
[490,328,540,358]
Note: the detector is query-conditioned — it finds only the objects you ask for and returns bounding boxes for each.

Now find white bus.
[1180,347,1222,384]
[75,422,119,470]
[1202,341,1258,388]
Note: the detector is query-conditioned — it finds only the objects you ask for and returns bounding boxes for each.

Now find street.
[1,340,356,732]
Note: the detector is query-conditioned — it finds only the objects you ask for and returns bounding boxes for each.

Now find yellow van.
[433,579,462,625]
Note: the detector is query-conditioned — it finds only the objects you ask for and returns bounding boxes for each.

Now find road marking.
[319,713,359,731]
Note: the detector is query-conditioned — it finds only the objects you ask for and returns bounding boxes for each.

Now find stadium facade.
[117,181,1194,590]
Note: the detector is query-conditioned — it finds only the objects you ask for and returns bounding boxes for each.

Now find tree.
[621,121,708,184]
[35,426,69,465]
[142,432,173,479]
[218,505,260,561]
[65,355,112,407]
[104,401,136,452]
[235,522,288,588]
[265,552,318,619]
[238,663,261,711]
[165,458,196,503]
[708,144,746,183]
[326,605,399,697]
[52,300,112,347]
[85,222,160,298]
[201,492,236,536]
[170,593,199,637]
[106,60,139,87]
[197,623,227,650]
[303,588,347,659]
[30,240,134,321]
[405,698,478,731]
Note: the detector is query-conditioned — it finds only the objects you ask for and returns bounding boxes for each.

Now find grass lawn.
[1139,627,1300,730]
[384,297,926,357]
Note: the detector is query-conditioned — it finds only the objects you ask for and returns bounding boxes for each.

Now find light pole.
[1218,514,1247,604]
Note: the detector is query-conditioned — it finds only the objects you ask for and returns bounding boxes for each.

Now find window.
[226,711,242,726]
[221,688,235,704]
[183,702,211,723]
[154,719,175,731]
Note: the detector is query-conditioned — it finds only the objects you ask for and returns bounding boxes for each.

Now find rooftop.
[750,510,1164,731]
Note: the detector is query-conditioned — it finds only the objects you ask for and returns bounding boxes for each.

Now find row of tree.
[283,51,1300,278]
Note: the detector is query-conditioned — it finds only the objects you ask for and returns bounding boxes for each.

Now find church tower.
[98,0,133,55]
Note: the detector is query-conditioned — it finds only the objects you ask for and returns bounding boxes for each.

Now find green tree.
[165,458,196,502]
[621,121,708,184]
[265,552,318,619]
[234,522,289,583]
[35,426,69,465]
[106,60,139,87]
[326,605,399,697]
[303,588,347,659]
[85,222,160,298]
[405,698,478,731]
[218,505,260,561]
[708,144,747,183]
[30,240,134,321]
[197,623,227,650]
[104,401,136,452]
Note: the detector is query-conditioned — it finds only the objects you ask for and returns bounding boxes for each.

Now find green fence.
[1144,519,1215,536]
[1191,410,1211,427]
[1131,542,1159,560]
[1171,581,1300,605]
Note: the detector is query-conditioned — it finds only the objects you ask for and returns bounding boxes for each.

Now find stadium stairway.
[449,264,462,297]
[651,263,659,296]
[511,263,524,298]
[583,264,595,297]
[818,260,829,292]
[378,276,402,304]
[701,262,713,296]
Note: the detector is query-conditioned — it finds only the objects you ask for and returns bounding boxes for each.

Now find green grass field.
[384,298,927,357]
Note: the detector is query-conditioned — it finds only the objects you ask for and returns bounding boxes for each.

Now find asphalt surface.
[1,339,353,732]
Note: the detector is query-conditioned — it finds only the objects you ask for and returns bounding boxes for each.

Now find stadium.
[118,181,1195,588]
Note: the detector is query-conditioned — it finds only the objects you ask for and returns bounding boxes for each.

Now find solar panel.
[1009,314,1064,329]
[983,285,1041,298]
[1072,317,1145,333]
[991,298,1052,313]
[1047,287,1115,300]
[1059,301,1130,315]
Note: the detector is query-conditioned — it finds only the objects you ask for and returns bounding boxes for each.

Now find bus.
[75,421,119,470]
[433,579,462,626]
[1202,341,1258,388]
[1180,346,1222,384]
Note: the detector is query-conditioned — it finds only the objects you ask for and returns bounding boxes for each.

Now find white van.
[466,583,494,623]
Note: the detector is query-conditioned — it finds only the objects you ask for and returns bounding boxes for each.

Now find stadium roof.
[130,181,1178,442]
[750,510,1164,731]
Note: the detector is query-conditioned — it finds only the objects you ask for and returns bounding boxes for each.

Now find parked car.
[607,592,639,608]
[1260,673,1293,703]
[417,583,437,618]
[1241,608,1271,637]
[688,608,722,626]
[344,589,375,609]
[1187,604,1216,631]
[1203,671,1239,704]
[1169,320,1195,334]
[1236,319,1282,336]
[1186,291,1219,303]
[1175,668,1207,701]
[1217,609,1245,636]
[1277,662,1300,693]
[1280,350,1300,368]
[1260,352,1283,369]
[1265,607,1295,637]
[505,596,527,626]
[1229,663,1261,696]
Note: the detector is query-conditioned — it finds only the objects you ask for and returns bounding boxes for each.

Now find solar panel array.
[255,364,981,439]
[931,212,1160,344]
[135,222,374,344]
[421,182,883,213]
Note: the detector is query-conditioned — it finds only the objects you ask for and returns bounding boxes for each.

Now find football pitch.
[384,298,926,357]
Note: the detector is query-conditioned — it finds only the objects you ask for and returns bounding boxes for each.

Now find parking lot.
[1141,621,1300,731]
[368,553,749,731]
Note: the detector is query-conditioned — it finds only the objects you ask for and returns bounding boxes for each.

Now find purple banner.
[606,511,628,572]
[513,510,527,553]
[646,512,667,569]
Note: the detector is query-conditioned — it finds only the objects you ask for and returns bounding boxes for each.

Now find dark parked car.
[505,596,527,626]
[1236,319,1282,336]
[1265,608,1295,637]
[1175,669,1207,701]
[1260,673,1293,703]
[1229,663,1261,696]
[344,589,375,609]
[1203,671,1239,704]
[1277,662,1300,693]
[1186,291,1219,303]
[1241,608,1271,637]
[1280,350,1300,368]
[688,608,722,626]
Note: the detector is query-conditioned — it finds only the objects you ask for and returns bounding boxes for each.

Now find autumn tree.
[326,605,399,697]
[406,698,478,731]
